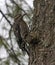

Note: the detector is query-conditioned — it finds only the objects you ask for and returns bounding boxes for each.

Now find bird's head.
[14,14,26,22]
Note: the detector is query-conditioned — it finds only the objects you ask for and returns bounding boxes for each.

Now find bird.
[14,14,29,39]
[13,14,29,54]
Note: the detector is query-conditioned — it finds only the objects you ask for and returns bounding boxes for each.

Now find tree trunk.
[29,0,55,65]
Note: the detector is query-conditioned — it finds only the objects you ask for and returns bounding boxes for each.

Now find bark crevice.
[29,0,55,65]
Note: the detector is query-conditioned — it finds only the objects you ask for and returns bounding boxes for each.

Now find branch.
[0,9,12,27]
[0,16,3,22]
[22,0,33,12]
[0,36,20,65]
[10,0,32,21]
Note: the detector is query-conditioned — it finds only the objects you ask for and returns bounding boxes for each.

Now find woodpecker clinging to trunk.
[14,14,29,39]
[13,13,41,55]
[13,14,29,54]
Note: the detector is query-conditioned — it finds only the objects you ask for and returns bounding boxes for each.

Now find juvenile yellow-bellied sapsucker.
[13,14,29,54]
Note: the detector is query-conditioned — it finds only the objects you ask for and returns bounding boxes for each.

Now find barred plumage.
[13,14,29,54]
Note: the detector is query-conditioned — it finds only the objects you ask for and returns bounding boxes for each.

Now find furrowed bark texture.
[29,0,55,65]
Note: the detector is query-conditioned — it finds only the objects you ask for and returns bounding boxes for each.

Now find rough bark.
[29,0,55,65]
